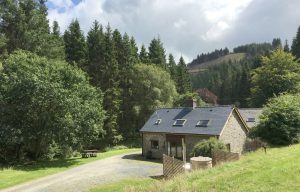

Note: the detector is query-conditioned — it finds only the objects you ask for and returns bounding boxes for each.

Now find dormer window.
[196,120,210,127]
[173,119,186,126]
[247,117,255,122]
[155,119,161,125]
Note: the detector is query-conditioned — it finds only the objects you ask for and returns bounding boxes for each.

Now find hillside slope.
[188,53,246,75]
[129,144,300,192]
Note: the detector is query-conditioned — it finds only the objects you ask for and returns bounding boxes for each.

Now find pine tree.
[148,37,166,69]
[272,38,282,49]
[52,21,60,37]
[63,19,87,69]
[139,44,149,63]
[168,54,177,81]
[0,0,64,59]
[86,20,104,85]
[284,39,290,52]
[291,26,300,58]
[176,56,192,94]
[101,25,122,144]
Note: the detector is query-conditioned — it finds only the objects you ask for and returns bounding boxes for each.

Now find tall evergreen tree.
[148,37,166,69]
[291,26,300,58]
[176,56,192,94]
[284,39,290,52]
[86,20,104,85]
[0,0,64,59]
[272,38,282,49]
[139,44,149,63]
[100,25,122,144]
[63,19,87,69]
[52,21,60,37]
[168,54,177,81]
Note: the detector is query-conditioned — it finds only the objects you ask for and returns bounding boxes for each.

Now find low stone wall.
[212,150,240,166]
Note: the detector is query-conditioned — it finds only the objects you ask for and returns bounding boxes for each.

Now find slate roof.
[239,108,263,128]
[140,106,234,136]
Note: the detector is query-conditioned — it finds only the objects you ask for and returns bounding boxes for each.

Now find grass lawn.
[128,144,300,192]
[0,148,140,190]
[90,178,154,192]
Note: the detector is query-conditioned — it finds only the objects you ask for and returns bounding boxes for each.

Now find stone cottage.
[239,108,263,128]
[140,103,249,159]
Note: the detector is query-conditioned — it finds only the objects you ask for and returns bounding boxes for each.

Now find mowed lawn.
[0,148,140,190]
[128,144,300,192]
[90,178,154,192]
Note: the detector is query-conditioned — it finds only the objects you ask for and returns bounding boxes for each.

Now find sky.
[46,0,300,62]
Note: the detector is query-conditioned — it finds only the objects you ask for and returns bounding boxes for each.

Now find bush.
[191,138,226,157]
[250,94,300,145]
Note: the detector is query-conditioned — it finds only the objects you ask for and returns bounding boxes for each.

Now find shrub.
[191,138,226,157]
[250,94,300,145]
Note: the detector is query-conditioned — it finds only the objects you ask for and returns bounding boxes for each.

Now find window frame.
[154,119,162,125]
[196,120,210,127]
[150,140,159,150]
[173,119,187,126]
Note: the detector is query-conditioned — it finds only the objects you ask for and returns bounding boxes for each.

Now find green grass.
[0,148,140,190]
[128,144,300,192]
[90,178,154,192]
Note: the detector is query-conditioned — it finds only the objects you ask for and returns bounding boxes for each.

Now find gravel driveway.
[1,152,162,192]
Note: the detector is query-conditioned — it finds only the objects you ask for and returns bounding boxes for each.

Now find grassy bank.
[91,178,154,192]
[0,148,140,189]
[128,144,300,192]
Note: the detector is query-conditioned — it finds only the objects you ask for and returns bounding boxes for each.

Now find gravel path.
[0,152,162,192]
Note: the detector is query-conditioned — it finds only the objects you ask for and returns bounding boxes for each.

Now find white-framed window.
[173,119,187,126]
[196,120,210,127]
[154,119,161,125]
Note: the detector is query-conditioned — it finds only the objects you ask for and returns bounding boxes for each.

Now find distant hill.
[187,53,246,75]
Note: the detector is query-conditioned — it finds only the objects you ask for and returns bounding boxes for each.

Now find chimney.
[185,98,197,109]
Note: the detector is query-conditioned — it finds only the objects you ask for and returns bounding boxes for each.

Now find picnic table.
[81,149,98,158]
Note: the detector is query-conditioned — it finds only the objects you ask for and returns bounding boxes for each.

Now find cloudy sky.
[46,0,300,62]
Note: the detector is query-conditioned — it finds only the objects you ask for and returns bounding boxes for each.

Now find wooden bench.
[81,150,98,158]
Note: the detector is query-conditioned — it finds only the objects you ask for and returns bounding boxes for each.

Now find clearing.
[0,148,157,191]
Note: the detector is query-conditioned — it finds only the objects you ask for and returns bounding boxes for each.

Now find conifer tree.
[0,0,64,59]
[86,20,104,85]
[148,37,166,69]
[284,39,290,52]
[63,19,87,69]
[52,21,60,37]
[101,25,122,144]
[291,26,300,58]
[139,44,149,63]
[168,54,177,81]
[176,56,192,94]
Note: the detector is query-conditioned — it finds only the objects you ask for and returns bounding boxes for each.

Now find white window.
[173,119,187,126]
[196,120,210,127]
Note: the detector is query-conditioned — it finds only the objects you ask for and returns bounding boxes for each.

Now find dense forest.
[189,37,299,107]
[0,0,192,162]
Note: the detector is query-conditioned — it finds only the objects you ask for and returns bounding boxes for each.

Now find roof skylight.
[173,119,186,126]
[196,120,210,127]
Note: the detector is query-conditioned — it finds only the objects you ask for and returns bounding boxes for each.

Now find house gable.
[219,109,248,153]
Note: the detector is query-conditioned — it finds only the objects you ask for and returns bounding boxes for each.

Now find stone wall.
[212,150,240,166]
[185,135,211,158]
[219,110,247,153]
[142,133,166,159]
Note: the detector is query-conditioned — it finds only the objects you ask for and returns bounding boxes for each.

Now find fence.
[212,150,240,166]
[163,154,184,178]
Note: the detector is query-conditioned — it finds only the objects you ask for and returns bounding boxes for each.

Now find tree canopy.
[250,94,300,145]
[250,49,300,106]
[0,51,105,161]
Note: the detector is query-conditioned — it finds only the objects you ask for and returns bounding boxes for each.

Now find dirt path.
[1,152,162,192]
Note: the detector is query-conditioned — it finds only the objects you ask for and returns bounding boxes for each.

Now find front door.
[166,134,185,159]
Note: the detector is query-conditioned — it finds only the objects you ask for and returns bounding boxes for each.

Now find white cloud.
[47,0,300,62]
